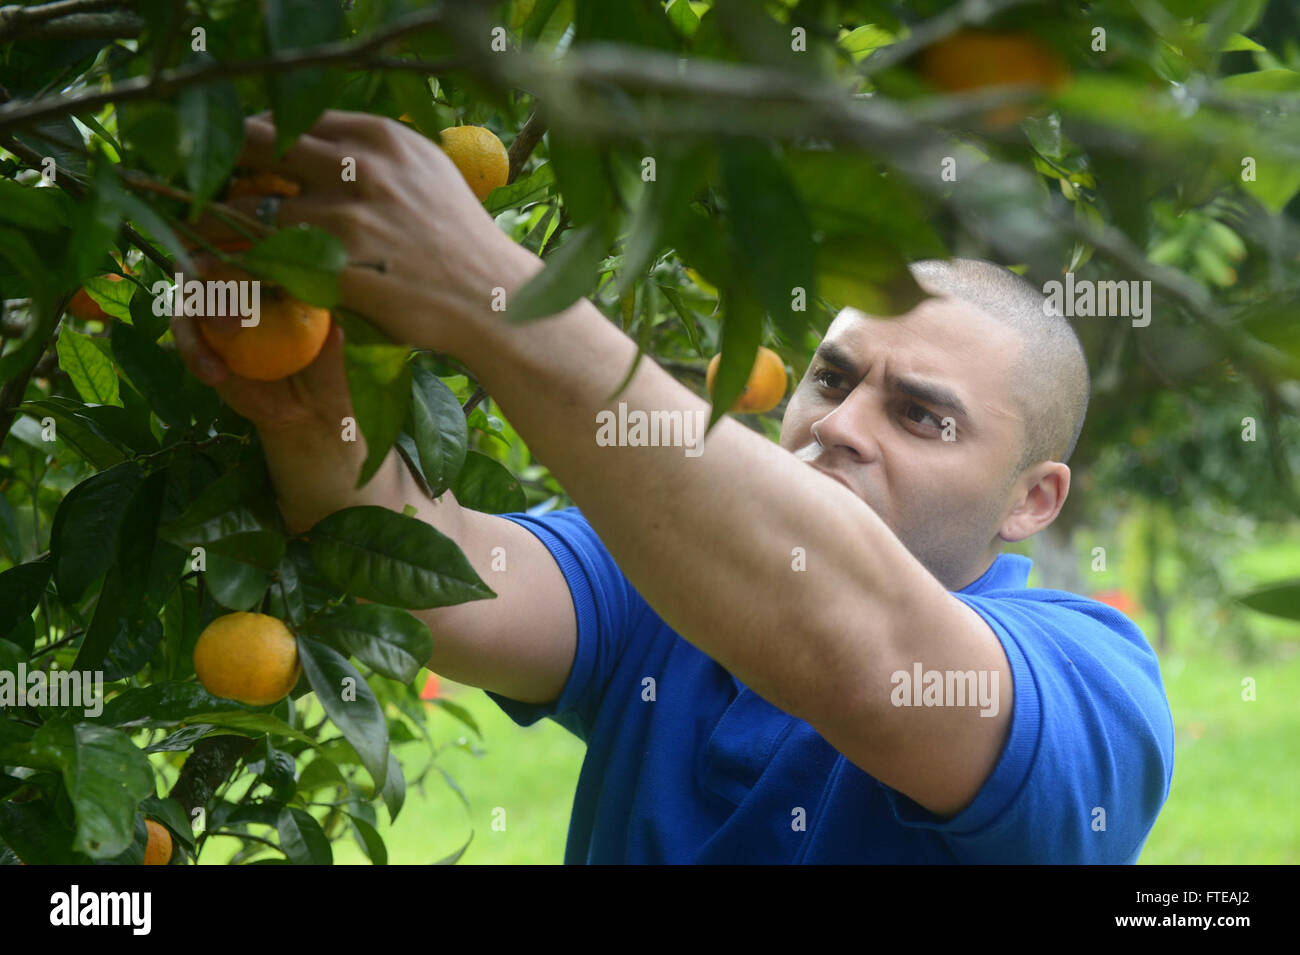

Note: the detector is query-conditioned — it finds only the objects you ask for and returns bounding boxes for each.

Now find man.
[175,111,1175,863]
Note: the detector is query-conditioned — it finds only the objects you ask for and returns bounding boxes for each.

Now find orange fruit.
[918,30,1069,127]
[195,289,331,381]
[143,819,172,865]
[193,612,301,706]
[225,171,301,200]
[69,272,127,322]
[438,125,509,201]
[706,345,787,414]
[188,190,329,382]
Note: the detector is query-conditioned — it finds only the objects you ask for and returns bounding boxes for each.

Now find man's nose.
[810,386,883,463]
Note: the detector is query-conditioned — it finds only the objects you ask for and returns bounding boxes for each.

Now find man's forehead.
[824,297,1022,370]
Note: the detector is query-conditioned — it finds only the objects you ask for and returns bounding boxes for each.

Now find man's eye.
[904,403,944,430]
[812,368,845,390]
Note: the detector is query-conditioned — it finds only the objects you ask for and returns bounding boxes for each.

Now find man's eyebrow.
[812,341,859,373]
[892,375,970,420]
[812,340,973,420]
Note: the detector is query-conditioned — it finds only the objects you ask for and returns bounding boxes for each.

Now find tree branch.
[169,735,256,820]
[507,108,545,184]
[0,0,127,41]
[0,307,68,450]
[0,6,457,134]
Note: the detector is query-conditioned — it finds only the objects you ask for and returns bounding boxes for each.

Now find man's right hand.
[169,301,354,440]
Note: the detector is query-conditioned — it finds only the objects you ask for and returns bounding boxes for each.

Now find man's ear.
[999,463,1070,543]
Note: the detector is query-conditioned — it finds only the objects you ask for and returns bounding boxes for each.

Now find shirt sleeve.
[876,593,1176,863]
[481,506,646,743]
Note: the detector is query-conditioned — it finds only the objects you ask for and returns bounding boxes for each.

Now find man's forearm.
[259,428,439,537]
[453,252,940,726]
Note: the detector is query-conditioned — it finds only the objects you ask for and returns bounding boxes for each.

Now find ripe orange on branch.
[143,820,172,865]
[196,288,331,381]
[193,612,301,706]
[191,172,331,381]
[918,30,1069,127]
[69,272,128,322]
[437,125,509,201]
[706,345,788,414]
[224,171,301,200]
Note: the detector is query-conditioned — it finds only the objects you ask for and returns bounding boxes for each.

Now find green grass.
[315,638,1300,865]
[328,683,586,865]
[1138,645,1300,863]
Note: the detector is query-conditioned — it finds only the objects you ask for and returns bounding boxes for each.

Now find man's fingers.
[186,195,364,251]
[234,117,354,194]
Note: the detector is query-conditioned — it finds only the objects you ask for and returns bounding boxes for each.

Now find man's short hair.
[907,258,1091,473]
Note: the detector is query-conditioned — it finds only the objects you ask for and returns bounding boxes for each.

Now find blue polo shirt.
[486,506,1175,863]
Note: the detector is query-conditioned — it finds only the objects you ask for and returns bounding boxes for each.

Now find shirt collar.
[957,552,1032,594]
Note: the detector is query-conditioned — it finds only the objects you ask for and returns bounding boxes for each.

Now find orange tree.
[1,0,1298,864]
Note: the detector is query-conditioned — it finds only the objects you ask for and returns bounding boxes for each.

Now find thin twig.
[507,108,546,184]
[0,0,128,41]
[0,6,457,133]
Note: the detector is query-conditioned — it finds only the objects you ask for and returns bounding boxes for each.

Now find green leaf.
[120,102,184,180]
[484,162,556,215]
[547,136,613,227]
[265,0,344,156]
[56,329,120,407]
[0,179,71,231]
[387,72,454,139]
[451,450,527,514]
[18,398,128,469]
[0,802,93,865]
[159,458,280,546]
[79,401,158,455]
[296,636,389,792]
[205,551,271,611]
[721,141,817,342]
[309,506,495,609]
[102,616,164,683]
[839,23,895,62]
[522,0,567,43]
[0,561,51,653]
[709,285,763,429]
[72,565,140,673]
[380,749,405,820]
[302,603,433,684]
[507,222,606,322]
[347,812,388,865]
[94,683,224,726]
[617,145,711,297]
[785,150,946,259]
[110,319,190,429]
[408,366,468,496]
[277,805,333,865]
[178,72,244,205]
[666,0,701,39]
[1220,69,1300,93]
[431,697,482,738]
[50,462,144,606]
[1234,579,1300,621]
[814,234,928,317]
[82,272,135,322]
[30,719,154,859]
[242,226,348,308]
[659,284,704,357]
[433,830,473,864]
[345,343,413,487]
[117,471,186,617]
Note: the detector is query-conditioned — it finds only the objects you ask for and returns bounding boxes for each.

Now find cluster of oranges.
[68,124,509,382]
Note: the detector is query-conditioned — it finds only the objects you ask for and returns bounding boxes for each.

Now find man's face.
[779,295,1027,589]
